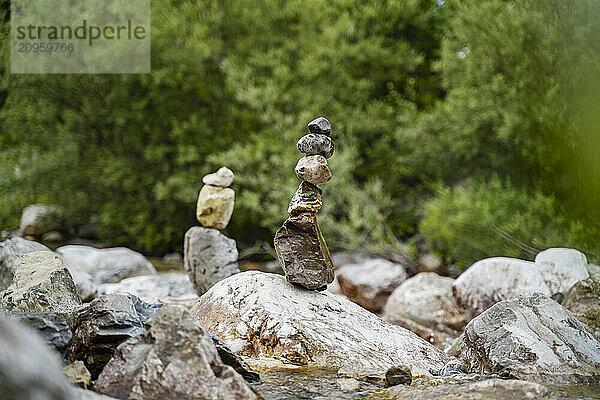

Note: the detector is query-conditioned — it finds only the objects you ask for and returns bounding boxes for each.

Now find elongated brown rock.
[287,181,322,215]
[274,212,334,290]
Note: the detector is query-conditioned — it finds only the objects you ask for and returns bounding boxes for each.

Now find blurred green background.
[1,0,599,267]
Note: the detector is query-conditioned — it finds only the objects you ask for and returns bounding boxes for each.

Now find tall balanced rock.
[275,117,335,290]
[196,167,235,229]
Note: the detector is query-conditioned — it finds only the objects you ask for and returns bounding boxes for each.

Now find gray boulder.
[97,272,195,304]
[191,271,447,381]
[383,273,468,348]
[67,293,161,378]
[19,204,63,236]
[0,237,50,291]
[95,305,260,400]
[184,226,239,295]
[0,316,74,400]
[57,245,156,287]
[336,258,406,312]
[535,247,589,296]
[0,251,81,318]
[460,292,600,384]
[15,312,72,354]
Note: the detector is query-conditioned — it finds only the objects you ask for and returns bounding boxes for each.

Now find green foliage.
[421,178,597,268]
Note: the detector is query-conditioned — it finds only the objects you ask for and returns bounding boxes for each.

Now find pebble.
[297,134,335,159]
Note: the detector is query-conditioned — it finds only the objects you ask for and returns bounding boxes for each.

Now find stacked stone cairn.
[184,167,240,295]
[274,117,335,291]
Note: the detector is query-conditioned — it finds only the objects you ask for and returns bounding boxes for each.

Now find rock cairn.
[184,167,240,295]
[274,117,335,290]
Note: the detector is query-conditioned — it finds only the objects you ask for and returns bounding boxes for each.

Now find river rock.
[287,180,323,215]
[383,273,468,347]
[63,360,92,388]
[67,293,161,378]
[0,251,81,318]
[534,247,589,295]
[191,271,447,380]
[563,268,600,338]
[336,259,406,312]
[452,257,551,317]
[96,305,260,400]
[308,116,331,136]
[460,292,600,384]
[183,226,239,295]
[0,237,50,291]
[19,204,64,236]
[274,212,334,290]
[382,378,562,400]
[418,253,443,273]
[297,134,335,159]
[57,245,156,286]
[97,272,195,303]
[196,184,235,229]
[294,155,332,185]
[202,166,234,187]
[0,316,75,400]
[15,312,72,354]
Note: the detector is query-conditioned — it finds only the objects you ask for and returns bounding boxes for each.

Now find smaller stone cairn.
[274,117,335,290]
[184,167,240,295]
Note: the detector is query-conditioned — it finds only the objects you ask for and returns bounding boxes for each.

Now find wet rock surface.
[460,292,600,384]
[0,237,50,291]
[0,316,74,400]
[287,180,323,215]
[0,251,81,318]
[96,305,260,400]
[563,268,600,338]
[15,312,72,354]
[183,226,239,295]
[384,272,468,347]
[195,184,235,229]
[274,212,334,290]
[191,271,447,379]
[57,245,157,286]
[294,155,332,185]
[336,258,407,312]
[297,133,335,158]
[67,293,161,378]
[97,271,195,303]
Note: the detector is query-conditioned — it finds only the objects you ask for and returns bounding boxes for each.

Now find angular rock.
[96,305,260,400]
[307,116,331,136]
[452,257,551,317]
[337,258,406,312]
[0,251,81,318]
[67,293,161,378]
[19,204,63,236]
[63,360,92,388]
[297,134,335,159]
[294,155,332,185]
[208,332,260,382]
[97,272,195,304]
[0,316,75,400]
[274,212,334,290]
[15,312,72,354]
[382,378,561,400]
[563,268,600,338]
[183,227,239,295]
[196,184,235,229]
[202,166,234,187]
[287,180,323,215]
[57,245,156,287]
[460,292,600,384]
[534,247,589,295]
[191,271,447,379]
[0,237,50,291]
[383,273,469,346]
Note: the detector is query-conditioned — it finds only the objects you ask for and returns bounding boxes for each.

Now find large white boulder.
[96,272,195,303]
[534,247,589,295]
[460,292,600,384]
[191,271,447,381]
